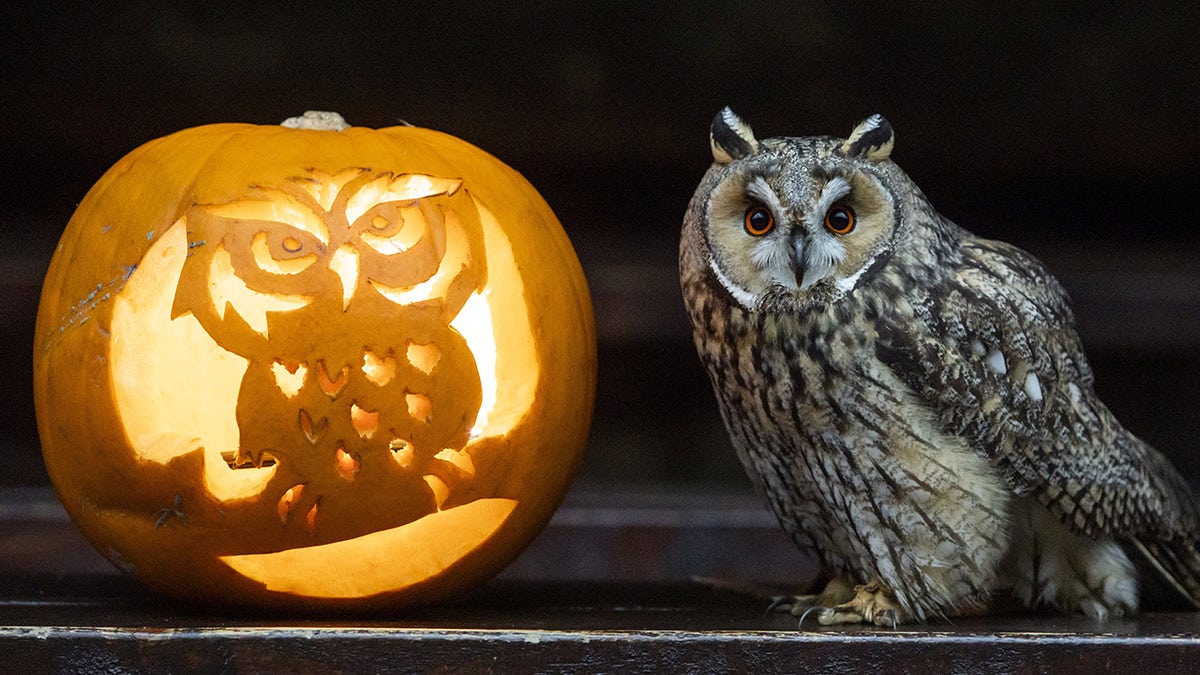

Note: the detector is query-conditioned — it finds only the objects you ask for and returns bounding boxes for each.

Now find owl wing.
[872,233,1200,605]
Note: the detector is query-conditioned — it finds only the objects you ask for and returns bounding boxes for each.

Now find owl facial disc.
[694,109,904,312]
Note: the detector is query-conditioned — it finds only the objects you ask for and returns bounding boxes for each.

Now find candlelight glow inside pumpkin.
[35,114,594,608]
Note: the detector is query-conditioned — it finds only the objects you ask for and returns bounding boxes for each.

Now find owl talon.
[765,595,789,614]
[816,581,906,626]
[876,608,899,630]
[816,606,869,626]
[796,604,827,630]
[767,593,817,615]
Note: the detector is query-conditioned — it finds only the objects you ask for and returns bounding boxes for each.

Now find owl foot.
[798,580,907,628]
[1001,496,1139,620]
[769,574,856,616]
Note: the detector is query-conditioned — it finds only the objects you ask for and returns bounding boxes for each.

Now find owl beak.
[791,233,841,290]
[329,245,359,310]
[790,235,810,290]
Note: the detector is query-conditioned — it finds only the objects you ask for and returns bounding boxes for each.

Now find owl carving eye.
[824,203,856,234]
[744,205,775,236]
[358,204,428,256]
[251,229,321,276]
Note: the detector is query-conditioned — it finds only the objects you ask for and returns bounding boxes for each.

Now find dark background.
[3,2,1198,493]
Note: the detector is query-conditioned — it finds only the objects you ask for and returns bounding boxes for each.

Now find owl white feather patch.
[751,237,800,292]
[799,236,846,290]
[986,350,1007,375]
[750,237,791,271]
[1023,371,1044,402]
[811,177,852,223]
[709,257,758,309]
[835,256,872,292]
[746,177,785,217]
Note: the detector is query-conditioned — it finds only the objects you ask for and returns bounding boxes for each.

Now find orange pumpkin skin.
[34,116,595,610]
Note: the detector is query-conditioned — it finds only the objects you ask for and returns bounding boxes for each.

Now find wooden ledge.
[3,488,1199,671]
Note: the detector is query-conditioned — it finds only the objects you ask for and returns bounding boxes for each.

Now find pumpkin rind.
[34,119,595,609]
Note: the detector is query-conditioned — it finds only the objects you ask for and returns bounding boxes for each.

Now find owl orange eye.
[824,203,856,234]
[744,206,775,236]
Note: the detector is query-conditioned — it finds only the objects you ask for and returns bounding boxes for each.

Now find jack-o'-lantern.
[33,111,595,610]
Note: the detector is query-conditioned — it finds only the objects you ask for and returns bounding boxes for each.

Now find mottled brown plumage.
[679,108,1200,624]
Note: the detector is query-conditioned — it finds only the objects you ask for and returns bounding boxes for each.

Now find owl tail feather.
[1130,537,1200,610]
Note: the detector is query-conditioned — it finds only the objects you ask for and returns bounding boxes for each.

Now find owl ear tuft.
[710,107,759,164]
[840,114,894,163]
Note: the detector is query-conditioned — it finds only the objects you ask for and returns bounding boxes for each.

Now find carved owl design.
[679,108,1200,625]
[173,169,487,541]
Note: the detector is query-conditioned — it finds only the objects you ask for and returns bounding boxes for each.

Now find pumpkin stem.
[280,111,350,131]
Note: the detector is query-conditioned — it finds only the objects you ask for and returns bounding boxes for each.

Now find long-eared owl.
[679,107,1200,624]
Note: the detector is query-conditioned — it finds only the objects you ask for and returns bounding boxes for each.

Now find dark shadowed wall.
[4,2,1199,490]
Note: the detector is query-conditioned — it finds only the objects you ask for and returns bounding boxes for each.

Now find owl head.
[171,169,487,357]
[684,107,911,310]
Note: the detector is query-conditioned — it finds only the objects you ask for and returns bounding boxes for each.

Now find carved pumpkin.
[34,111,595,609]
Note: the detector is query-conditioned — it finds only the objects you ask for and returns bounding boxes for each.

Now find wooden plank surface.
[3,488,1199,672]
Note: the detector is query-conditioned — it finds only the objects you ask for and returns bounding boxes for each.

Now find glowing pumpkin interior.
[105,169,540,598]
